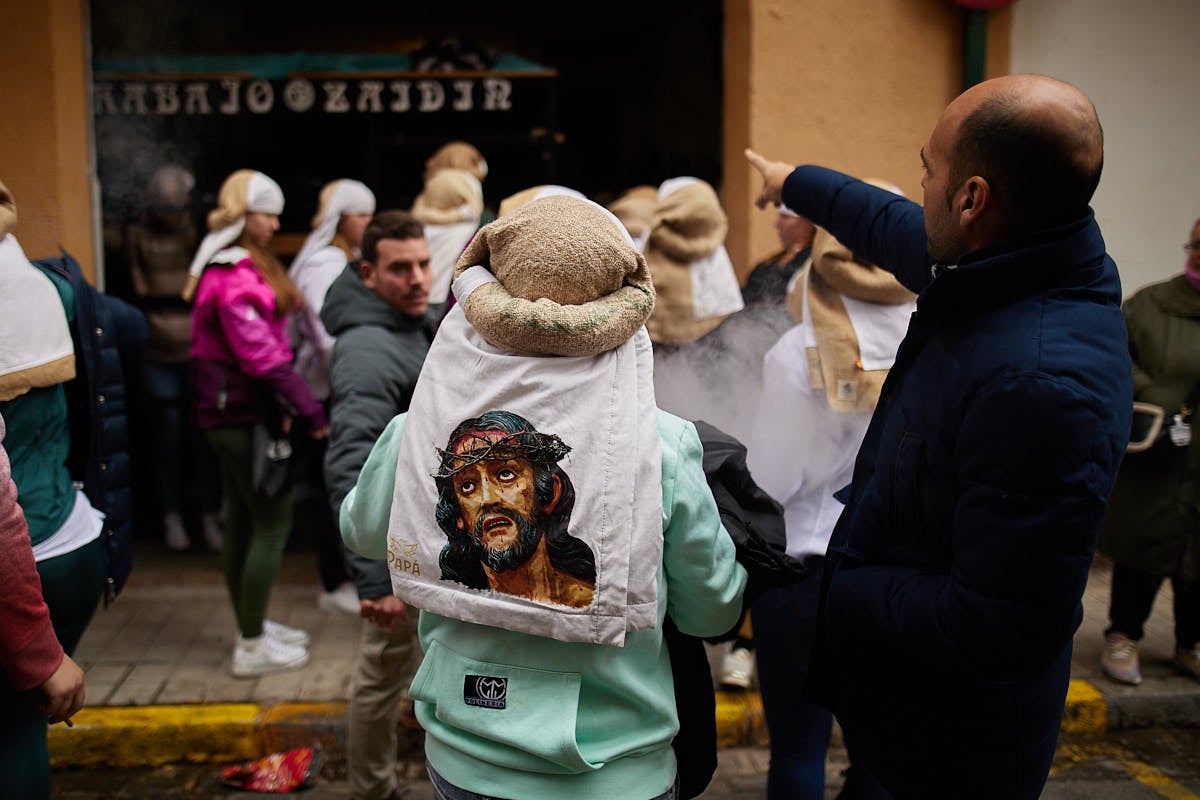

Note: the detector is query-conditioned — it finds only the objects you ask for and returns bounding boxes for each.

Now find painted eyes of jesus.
[456,466,518,496]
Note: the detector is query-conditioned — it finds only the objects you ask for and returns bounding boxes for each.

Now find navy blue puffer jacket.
[782,167,1131,797]
[35,251,146,602]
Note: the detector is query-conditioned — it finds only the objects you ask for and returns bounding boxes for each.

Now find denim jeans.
[752,556,834,800]
[426,764,678,800]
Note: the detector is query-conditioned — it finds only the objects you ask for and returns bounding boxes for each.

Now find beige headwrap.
[412,169,484,305]
[608,185,658,249]
[644,177,744,345]
[412,169,484,226]
[0,179,76,401]
[454,195,655,356]
[183,169,284,301]
[424,141,488,183]
[786,180,916,413]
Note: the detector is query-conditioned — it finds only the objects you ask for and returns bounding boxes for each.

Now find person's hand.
[280,416,294,435]
[744,148,797,210]
[309,425,330,440]
[37,654,85,724]
[359,595,410,629]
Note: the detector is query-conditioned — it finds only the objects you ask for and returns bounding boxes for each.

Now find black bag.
[251,423,294,498]
[664,420,804,799]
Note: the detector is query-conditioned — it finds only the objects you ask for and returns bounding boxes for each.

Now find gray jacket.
[322,263,432,599]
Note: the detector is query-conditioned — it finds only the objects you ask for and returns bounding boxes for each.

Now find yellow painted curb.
[714,690,768,748]
[257,702,348,755]
[1061,679,1106,736]
[49,704,260,768]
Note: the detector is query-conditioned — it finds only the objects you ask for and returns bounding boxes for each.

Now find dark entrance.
[90,0,724,257]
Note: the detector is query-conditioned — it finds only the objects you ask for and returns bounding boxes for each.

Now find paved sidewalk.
[54,544,1200,768]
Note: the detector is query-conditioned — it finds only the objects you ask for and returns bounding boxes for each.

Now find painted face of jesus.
[451,432,544,571]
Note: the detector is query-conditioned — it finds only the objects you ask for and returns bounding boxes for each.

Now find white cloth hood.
[290,179,376,280]
[0,234,75,401]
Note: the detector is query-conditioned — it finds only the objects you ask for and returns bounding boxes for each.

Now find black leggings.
[1108,562,1200,650]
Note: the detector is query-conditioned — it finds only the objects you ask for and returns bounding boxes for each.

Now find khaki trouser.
[349,616,421,800]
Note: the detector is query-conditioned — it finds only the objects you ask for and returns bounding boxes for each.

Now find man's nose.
[479,476,494,502]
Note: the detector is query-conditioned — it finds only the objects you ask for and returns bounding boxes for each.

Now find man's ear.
[359,260,375,288]
[543,475,563,515]
[956,176,991,228]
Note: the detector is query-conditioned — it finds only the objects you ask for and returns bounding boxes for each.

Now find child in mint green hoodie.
[340,193,747,800]
[342,410,746,800]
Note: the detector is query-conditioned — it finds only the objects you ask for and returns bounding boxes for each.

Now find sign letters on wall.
[92,76,516,117]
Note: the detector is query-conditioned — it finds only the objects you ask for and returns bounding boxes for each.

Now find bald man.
[747,75,1131,798]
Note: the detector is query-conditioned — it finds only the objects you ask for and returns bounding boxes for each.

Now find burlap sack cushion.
[454,196,655,357]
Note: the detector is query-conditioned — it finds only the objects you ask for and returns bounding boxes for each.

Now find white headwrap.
[533,185,587,204]
[0,179,75,401]
[656,177,744,320]
[186,171,285,286]
[0,235,75,401]
[287,179,377,399]
[289,179,376,279]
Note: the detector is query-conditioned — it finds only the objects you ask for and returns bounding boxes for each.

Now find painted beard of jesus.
[466,502,543,573]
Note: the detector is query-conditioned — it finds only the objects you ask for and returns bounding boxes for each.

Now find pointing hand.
[744,148,796,210]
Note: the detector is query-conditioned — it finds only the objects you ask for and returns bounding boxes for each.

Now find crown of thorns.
[432,430,571,479]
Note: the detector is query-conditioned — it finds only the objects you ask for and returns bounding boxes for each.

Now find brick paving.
[74,545,1178,709]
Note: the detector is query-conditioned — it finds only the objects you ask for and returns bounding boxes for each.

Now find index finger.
[744,148,770,174]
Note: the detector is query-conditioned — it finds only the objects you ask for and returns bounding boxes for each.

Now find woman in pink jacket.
[184,170,328,678]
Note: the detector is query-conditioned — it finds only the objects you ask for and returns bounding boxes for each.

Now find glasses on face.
[1186,242,1200,253]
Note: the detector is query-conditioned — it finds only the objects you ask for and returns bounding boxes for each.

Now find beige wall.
[723,0,1012,276]
[1011,0,1200,296]
[0,0,97,280]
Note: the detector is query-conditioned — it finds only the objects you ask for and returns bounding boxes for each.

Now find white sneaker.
[720,646,756,690]
[231,635,309,678]
[202,512,224,553]
[262,619,310,647]
[164,512,190,552]
[318,582,360,616]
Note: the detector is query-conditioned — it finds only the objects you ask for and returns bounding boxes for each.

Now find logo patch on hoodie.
[464,675,507,709]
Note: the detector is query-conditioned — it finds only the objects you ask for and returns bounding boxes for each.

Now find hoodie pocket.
[410,640,599,774]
